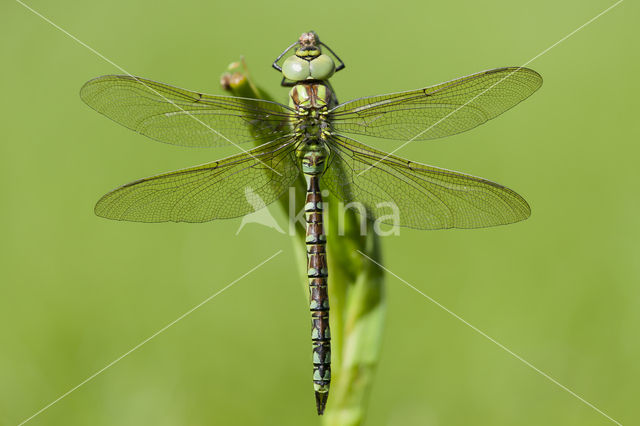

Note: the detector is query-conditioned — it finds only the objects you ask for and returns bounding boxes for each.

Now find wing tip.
[79,75,125,100]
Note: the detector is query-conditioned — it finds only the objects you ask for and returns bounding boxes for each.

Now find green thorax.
[289,83,336,110]
[289,83,336,176]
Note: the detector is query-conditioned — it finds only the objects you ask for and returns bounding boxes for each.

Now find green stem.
[221,59,386,425]
[220,60,308,276]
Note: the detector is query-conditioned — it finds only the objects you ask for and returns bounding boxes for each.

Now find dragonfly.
[80,31,542,415]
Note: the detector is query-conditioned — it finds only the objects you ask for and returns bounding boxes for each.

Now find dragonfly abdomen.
[304,170,331,415]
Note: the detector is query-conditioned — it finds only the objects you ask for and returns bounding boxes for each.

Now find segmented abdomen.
[305,174,331,414]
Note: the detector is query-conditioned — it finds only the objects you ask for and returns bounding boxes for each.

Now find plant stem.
[221,59,386,425]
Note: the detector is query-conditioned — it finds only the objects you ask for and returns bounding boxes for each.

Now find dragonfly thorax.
[290,83,333,109]
[290,83,334,144]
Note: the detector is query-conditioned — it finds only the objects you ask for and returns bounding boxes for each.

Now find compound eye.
[282,56,310,81]
[309,54,335,80]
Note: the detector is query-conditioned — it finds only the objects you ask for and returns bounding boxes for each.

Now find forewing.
[95,140,299,222]
[322,136,530,229]
[81,75,294,147]
[330,67,542,141]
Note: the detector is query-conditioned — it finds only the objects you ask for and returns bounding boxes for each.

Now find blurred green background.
[1,0,638,424]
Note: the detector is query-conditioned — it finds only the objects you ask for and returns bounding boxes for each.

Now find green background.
[1,0,637,424]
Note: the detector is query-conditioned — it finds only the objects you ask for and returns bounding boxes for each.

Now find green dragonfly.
[80,31,542,415]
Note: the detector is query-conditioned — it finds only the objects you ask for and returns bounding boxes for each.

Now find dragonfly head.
[273,32,345,85]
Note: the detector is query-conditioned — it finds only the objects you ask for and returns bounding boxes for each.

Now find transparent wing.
[80,75,295,147]
[322,136,530,229]
[330,67,542,141]
[95,140,299,222]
